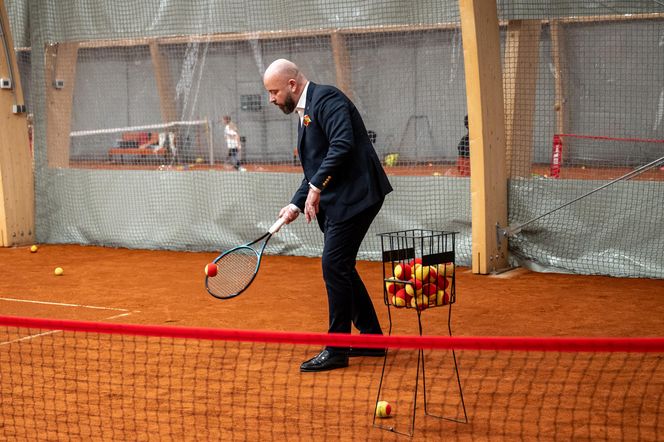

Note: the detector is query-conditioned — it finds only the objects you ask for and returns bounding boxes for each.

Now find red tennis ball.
[436,275,450,291]
[205,263,217,277]
[405,278,423,297]
[392,288,408,308]
[436,290,450,306]
[385,278,403,295]
[393,263,412,280]
[422,283,438,296]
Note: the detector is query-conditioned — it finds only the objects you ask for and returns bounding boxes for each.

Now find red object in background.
[551,135,563,178]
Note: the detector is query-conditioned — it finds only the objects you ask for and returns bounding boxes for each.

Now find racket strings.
[207,248,258,298]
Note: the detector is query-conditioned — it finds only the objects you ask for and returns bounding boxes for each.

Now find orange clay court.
[1,244,663,440]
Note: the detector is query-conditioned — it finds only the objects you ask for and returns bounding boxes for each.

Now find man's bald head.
[263,59,308,114]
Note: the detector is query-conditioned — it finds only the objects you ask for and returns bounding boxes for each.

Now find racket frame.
[205,217,286,299]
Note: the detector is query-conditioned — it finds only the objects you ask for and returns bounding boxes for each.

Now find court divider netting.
[1,315,662,440]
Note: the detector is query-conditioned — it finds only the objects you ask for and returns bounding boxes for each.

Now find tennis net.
[1,315,662,440]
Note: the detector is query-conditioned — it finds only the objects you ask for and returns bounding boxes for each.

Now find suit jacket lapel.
[297,83,314,152]
[297,117,304,148]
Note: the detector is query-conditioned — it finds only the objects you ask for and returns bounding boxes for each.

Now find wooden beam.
[550,20,567,137]
[503,20,541,178]
[558,12,664,24]
[76,23,465,49]
[459,0,509,274]
[0,0,33,246]
[45,42,79,168]
[149,41,177,123]
[23,12,663,52]
[330,31,353,100]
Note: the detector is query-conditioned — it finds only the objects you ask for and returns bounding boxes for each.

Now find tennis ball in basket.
[205,263,217,277]
[376,400,392,418]
[436,290,450,306]
[393,263,411,280]
[30,245,38,253]
[411,295,429,310]
[413,264,437,283]
[436,275,450,291]
[437,262,455,276]
[392,288,408,307]
[422,283,438,297]
[404,279,422,297]
[54,267,64,276]
[385,278,403,295]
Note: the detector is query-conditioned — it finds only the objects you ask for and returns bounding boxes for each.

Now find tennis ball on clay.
[205,263,217,277]
[376,401,392,418]
[54,267,64,276]
[30,245,38,253]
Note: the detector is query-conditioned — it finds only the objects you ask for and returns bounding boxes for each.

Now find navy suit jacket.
[291,83,393,224]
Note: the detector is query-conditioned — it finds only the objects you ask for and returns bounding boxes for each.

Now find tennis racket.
[205,217,287,300]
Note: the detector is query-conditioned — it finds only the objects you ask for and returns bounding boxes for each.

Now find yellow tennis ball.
[30,245,38,253]
[376,400,392,418]
[411,295,429,310]
[54,267,64,276]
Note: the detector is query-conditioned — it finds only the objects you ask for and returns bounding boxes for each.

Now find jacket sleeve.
[290,178,309,210]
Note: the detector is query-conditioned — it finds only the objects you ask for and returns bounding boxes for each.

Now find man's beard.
[278,93,296,114]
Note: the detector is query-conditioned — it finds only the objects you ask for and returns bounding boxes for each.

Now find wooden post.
[149,41,177,124]
[459,0,509,274]
[45,42,79,168]
[503,20,541,178]
[550,20,566,137]
[0,0,34,246]
[330,31,353,100]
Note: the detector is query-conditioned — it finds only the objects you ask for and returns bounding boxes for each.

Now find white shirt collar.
[296,81,310,122]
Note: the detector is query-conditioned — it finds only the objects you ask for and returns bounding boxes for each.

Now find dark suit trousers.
[320,199,384,337]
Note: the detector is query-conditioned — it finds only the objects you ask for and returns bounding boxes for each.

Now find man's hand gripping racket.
[205,217,287,300]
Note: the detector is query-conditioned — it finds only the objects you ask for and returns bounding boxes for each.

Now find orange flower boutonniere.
[303,114,311,127]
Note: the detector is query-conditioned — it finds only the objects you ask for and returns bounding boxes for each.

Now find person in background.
[457,114,470,176]
[222,115,246,172]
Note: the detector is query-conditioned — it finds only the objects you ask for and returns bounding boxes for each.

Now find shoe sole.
[300,362,349,372]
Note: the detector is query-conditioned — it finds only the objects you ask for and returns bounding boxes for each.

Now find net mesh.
[1,316,663,440]
[7,0,664,277]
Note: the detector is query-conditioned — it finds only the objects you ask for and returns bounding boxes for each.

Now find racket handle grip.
[269,216,287,234]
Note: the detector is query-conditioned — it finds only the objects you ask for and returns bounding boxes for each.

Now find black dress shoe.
[348,347,387,357]
[300,349,349,372]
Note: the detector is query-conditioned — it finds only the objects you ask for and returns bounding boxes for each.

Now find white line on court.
[0,297,141,345]
[0,296,130,311]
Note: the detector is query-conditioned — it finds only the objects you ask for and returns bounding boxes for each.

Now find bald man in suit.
[263,59,393,372]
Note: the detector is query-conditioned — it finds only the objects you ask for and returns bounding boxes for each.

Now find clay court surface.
[1,244,663,440]
[1,244,663,334]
